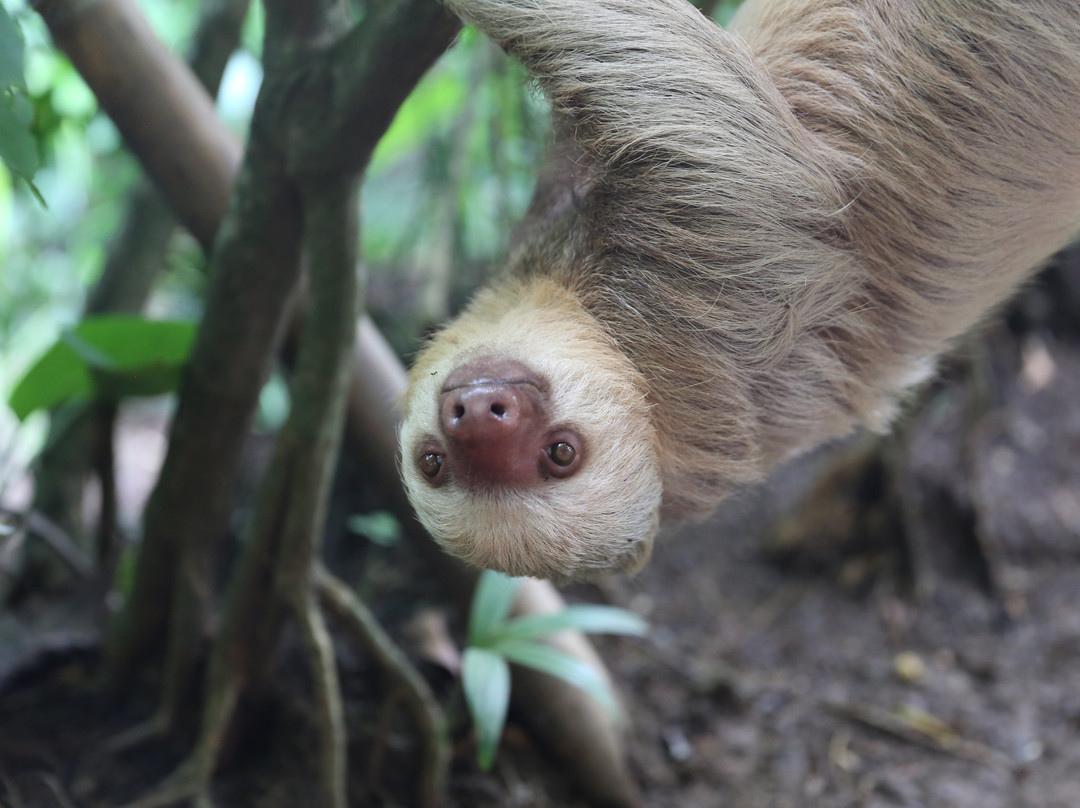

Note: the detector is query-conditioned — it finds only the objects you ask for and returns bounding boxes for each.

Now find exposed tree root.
[317,564,450,808]
[509,579,645,808]
[102,713,170,757]
[113,757,209,808]
[295,588,348,808]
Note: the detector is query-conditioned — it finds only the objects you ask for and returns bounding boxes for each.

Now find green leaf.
[493,605,647,644]
[467,570,521,646]
[63,329,123,370]
[346,511,402,547]
[462,647,511,771]
[8,316,197,419]
[0,5,25,89]
[0,90,38,179]
[73,316,197,371]
[494,638,619,718]
[8,340,92,420]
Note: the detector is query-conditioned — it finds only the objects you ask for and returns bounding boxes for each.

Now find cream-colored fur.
[400,0,1080,580]
[401,277,661,579]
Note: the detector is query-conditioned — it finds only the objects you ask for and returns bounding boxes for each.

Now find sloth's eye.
[419,452,443,478]
[548,441,576,467]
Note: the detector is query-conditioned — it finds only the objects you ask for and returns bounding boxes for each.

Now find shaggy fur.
[400,0,1080,580]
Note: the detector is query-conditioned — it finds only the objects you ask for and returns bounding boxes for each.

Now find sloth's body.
[400,0,1080,580]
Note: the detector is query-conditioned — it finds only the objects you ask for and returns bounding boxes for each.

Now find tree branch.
[30,0,250,597]
[33,1,638,804]
[288,0,461,176]
[33,0,241,251]
[317,564,450,808]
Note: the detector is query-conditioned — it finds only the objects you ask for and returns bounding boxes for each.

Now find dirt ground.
[1,261,1079,807]
[597,434,1080,808]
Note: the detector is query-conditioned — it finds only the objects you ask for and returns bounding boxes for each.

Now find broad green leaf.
[8,316,197,419]
[467,570,520,646]
[462,647,511,771]
[0,90,38,179]
[493,605,647,644]
[8,340,91,420]
[63,329,122,370]
[71,316,196,370]
[0,5,25,89]
[494,638,619,718]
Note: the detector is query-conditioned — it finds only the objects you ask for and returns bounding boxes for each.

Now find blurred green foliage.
[367,26,547,262]
[0,0,743,485]
[9,315,197,420]
[345,510,402,548]
[0,4,38,186]
[0,1,550,400]
[2,1,137,395]
[692,0,744,25]
[362,25,549,354]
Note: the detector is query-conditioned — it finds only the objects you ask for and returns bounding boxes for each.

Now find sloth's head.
[399,277,661,581]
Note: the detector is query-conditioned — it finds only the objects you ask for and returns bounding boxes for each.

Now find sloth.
[399,0,1080,581]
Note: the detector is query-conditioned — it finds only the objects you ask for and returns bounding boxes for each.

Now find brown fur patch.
[401,0,1080,579]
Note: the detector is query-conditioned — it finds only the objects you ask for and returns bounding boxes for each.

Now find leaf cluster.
[463,571,647,770]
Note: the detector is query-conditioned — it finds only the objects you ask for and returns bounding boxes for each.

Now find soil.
[597,431,1080,808]
[1,261,1079,808]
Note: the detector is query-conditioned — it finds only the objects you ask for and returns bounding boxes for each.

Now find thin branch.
[262,170,360,808]
[20,510,95,578]
[825,698,1015,772]
[296,589,348,808]
[138,122,304,719]
[91,401,118,566]
[187,0,251,92]
[317,565,450,808]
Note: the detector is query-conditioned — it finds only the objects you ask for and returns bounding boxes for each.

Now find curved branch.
[297,589,348,808]
[288,1,461,175]
[317,565,450,808]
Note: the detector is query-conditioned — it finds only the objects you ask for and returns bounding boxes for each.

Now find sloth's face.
[399,278,662,581]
